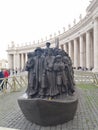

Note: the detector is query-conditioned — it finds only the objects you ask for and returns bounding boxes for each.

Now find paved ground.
[0,84,98,130]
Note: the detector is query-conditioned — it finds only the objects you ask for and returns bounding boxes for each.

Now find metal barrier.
[74,70,98,85]
[0,70,98,94]
[0,73,28,94]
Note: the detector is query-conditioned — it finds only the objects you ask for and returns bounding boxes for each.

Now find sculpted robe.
[33,55,44,92]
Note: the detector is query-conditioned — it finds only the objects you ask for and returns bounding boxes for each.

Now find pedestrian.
[15,67,18,74]
[3,69,9,89]
[0,69,4,90]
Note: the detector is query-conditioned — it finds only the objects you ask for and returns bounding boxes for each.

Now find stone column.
[86,31,91,69]
[64,43,68,53]
[83,37,86,68]
[25,53,28,63]
[90,33,94,68]
[16,54,20,71]
[80,35,84,68]
[72,41,74,64]
[14,53,17,70]
[74,38,79,69]
[21,53,24,70]
[69,41,72,58]
[8,54,13,69]
[13,53,20,71]
[93,17,98,71]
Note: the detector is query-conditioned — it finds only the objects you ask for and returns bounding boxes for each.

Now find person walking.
[3,69,9,89]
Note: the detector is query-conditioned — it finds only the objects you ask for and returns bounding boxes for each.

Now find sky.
[0,0,90,59]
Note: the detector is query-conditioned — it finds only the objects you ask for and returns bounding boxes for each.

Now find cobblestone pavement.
[0,84,98,130]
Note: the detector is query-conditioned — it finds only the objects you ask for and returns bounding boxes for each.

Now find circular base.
[18,93,78,126]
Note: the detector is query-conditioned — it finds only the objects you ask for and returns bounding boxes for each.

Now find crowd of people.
[0,69,10,90]
[73,66,93,71]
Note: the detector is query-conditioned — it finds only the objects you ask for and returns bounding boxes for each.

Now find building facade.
[0,59,8,69]
[7,0,98,72]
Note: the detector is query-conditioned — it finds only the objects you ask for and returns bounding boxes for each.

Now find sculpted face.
[36,50,42,57]
[56,57,62,63]
[35,47,43,57]
[46,42,50,48]
[55,55,62,62]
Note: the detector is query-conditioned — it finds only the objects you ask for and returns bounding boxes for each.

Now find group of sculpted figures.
[25,42,75,99]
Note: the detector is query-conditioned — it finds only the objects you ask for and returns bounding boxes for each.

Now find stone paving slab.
[0,127,19,130]
[0,85,98,130]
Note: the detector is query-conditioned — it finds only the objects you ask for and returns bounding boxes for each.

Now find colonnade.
[8,53,28,71]
[59,16,98,71]
[7,0,98,72]
[60,30,93,70]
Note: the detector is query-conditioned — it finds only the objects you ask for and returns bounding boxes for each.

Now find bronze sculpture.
[25,42,75,98]
[18,42,78,126]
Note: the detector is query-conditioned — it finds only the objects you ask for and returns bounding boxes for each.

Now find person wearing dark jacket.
[0,70,4,90]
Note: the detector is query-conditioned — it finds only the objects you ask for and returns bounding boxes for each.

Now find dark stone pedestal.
[18,92,78,126]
